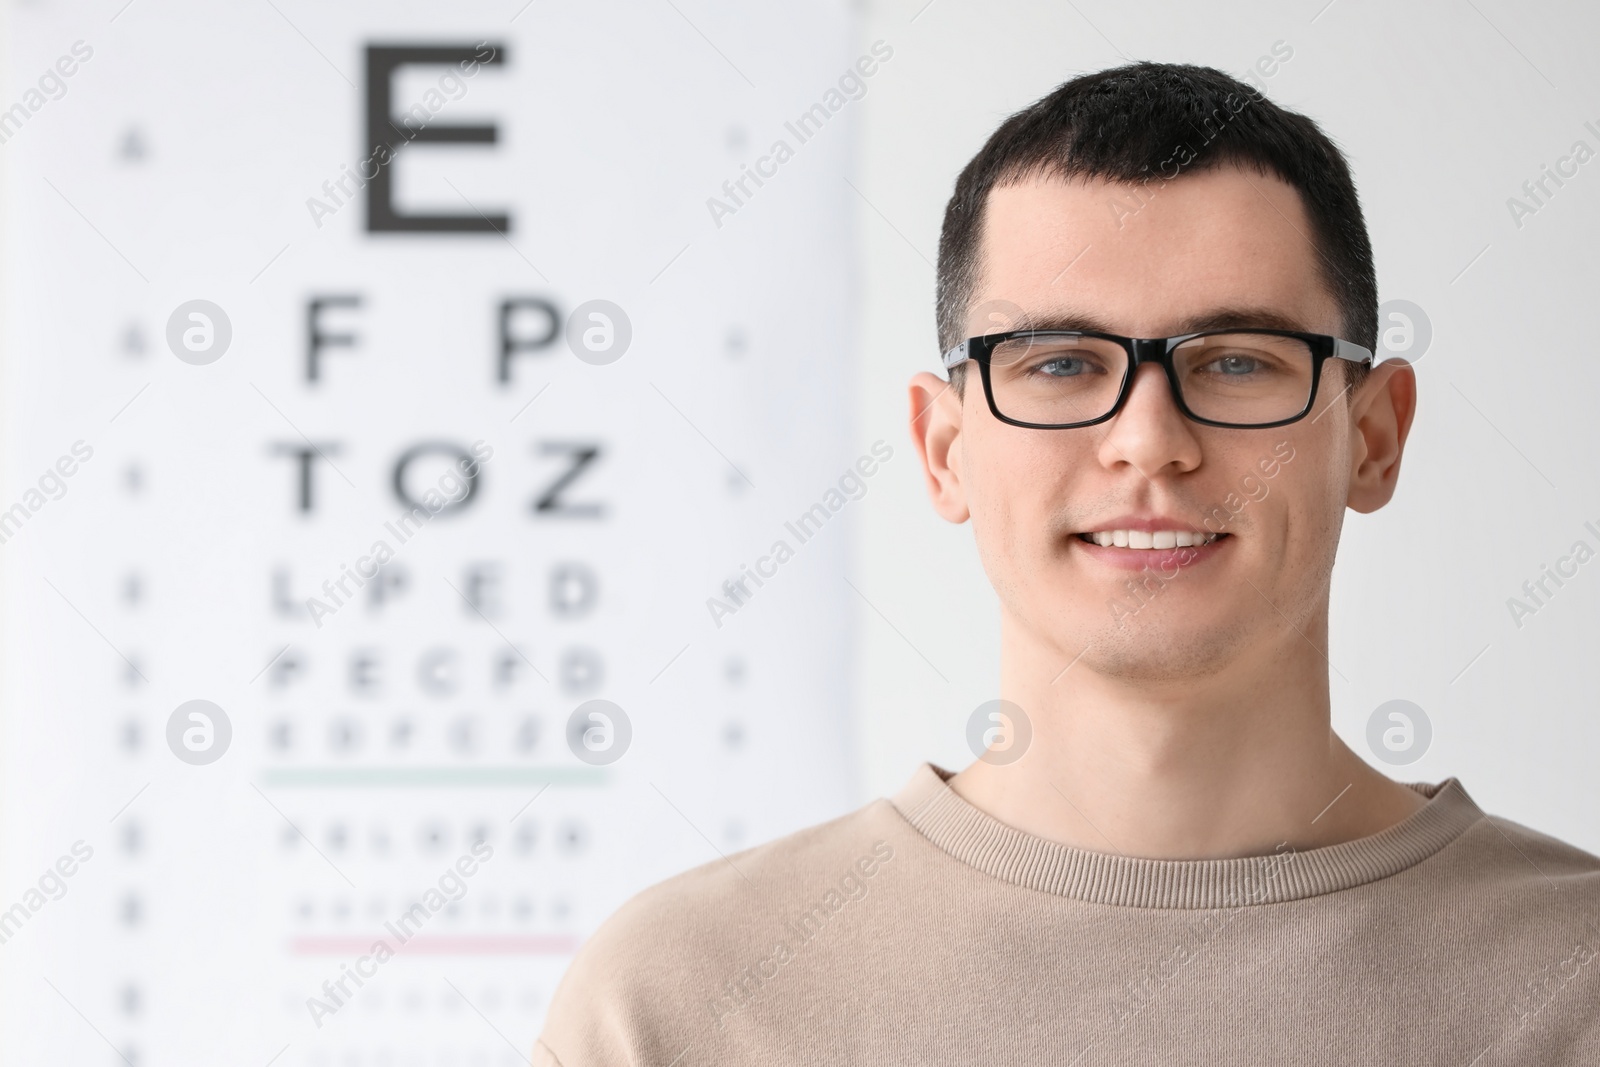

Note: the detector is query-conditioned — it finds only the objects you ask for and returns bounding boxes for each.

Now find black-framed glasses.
[943,328,1374,430]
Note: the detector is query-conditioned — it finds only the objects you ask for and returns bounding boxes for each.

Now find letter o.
[393,441,481,515]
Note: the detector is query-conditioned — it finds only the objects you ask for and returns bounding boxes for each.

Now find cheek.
[1277,435,1345,535]
[1253,460,1340,569]
[963,449,1019,547]
[968,435,1082,566]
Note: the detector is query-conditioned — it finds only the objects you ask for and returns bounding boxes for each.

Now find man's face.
[918,163,1389,683]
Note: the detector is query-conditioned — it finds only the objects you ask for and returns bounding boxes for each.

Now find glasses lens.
[1173,332,1315,425]
[986,332,1128,426]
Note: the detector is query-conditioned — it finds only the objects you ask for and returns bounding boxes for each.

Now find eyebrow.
[1017,305,1314,336]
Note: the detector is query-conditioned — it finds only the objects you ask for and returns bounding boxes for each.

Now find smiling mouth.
[1074,530,1229,549]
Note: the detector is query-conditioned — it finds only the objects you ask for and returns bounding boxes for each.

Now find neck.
[948,607,1427,860]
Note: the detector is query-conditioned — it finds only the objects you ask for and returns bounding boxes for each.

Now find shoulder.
[536,794,912,1065]
[1481,812,1600,869]
[573,794,906,971]
[1425,796,1600,929]
[1436,809,1600,1046]
[1452,805,1600,884]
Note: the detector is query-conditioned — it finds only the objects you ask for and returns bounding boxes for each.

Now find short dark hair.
[935,61,1375,400]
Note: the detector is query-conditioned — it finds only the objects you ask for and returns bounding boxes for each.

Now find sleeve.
[533,910,683,1067]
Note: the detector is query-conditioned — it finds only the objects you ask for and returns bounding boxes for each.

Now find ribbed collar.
[890,763,1485,909]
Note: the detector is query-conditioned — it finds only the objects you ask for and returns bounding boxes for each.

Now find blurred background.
[1,0,1597,1062]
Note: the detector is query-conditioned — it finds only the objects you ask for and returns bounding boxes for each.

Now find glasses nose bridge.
[1113,336,1188,422]
[1128,336,1173,366]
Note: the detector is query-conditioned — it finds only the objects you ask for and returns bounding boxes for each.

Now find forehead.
[974,163,1339,337]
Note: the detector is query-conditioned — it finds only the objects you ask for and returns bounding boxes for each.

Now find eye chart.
[0,3,864,1063]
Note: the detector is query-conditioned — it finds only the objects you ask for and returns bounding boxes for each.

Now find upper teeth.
[1081,529,1221,548]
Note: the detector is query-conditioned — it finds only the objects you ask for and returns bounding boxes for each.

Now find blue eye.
[1214,355,1260,374]
[1197,351,1285,377]
[1037,357,1089,377]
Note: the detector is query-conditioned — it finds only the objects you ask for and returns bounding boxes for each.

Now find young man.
[535,62,1600,1065]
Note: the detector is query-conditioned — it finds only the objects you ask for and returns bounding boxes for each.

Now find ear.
[1346,360,1417,514]
[909,370,971,523]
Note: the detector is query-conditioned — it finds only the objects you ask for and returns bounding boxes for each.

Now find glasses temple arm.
[1332,338,1373,364]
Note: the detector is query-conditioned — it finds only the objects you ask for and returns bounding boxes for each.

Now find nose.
[1094,361,1200,476]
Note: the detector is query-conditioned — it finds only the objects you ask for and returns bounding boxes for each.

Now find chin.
[1116,610,1262,675]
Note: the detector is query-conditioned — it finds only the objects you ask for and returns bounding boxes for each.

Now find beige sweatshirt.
[535,763,1600,1065]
